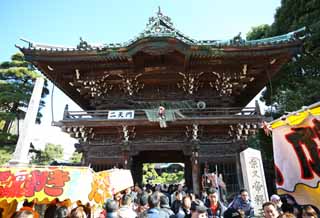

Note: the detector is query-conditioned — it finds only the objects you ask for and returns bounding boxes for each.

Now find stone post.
[240,148,269,215]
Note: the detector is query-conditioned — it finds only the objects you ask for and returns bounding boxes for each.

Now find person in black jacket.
[204,188,226,218]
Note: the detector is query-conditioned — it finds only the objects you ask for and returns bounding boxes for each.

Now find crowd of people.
[6,183,319,218]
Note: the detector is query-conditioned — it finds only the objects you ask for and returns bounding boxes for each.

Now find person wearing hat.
[205,188,226,218]
[270,194,283,214]
[191,199,208,218]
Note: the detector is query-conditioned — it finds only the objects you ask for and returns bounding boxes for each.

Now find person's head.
[263,202,280,218]
[148,192,160,208]
[105,199,119,214]
[175,191,183,201]
[54,206,68,218]
[207,188,219,204]
[302,205,317,218]
[223,208,244,218]
[125,187,132,195]
[13,211,34,218]
[191,199,208,218]
[270,194,282,208]
[22,200,35,208]
[70,206,86,218]
[121,195,132,206]
[278,212,296,218]
[182,196,192,209]
[139,193,149,206]
[160,195,170,209]
[239,189,249,202]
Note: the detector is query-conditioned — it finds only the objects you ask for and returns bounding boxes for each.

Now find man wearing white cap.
[270,194,283,214]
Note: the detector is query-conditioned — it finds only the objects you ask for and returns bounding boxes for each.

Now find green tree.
[0,53,49,133]
[246,0,320,117]
[142,163,184,185]
[31,143,64,165]
[246,24,271,40]
[69,151,82,163]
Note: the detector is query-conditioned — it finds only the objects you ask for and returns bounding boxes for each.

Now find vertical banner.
[271,103,320,209]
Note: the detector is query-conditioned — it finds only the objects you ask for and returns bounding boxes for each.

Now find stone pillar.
[240,148,269,215]
[9,78,44,166]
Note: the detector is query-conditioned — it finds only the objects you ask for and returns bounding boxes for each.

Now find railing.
[63,107,259,121]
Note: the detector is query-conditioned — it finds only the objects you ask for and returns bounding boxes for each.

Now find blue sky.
[0,0,281,155]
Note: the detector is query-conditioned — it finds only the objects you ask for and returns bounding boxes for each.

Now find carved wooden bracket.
[177,72,204,95]
[72,70,114,98]
[118,73,144,96]
[228,122,259,141]
[210,64,255,96]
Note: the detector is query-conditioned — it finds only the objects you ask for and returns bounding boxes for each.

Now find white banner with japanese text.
[271,104,320,209]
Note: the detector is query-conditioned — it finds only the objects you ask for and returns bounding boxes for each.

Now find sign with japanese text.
[0,166,133,204]
[108,110,134,120]
[271,104,320,209]
[240,148,268,212]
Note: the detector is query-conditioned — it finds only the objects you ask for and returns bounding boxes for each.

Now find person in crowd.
[105,199,119,218]
[205,188,226,218]
[140,192,168,218]
[176,195,192,218]
[70,206,87,218]
[229,189,254,218]
[223,208,244,218]
[13,211,34,218]
[19,200,39,218]
[270,194,283,214]
[54,206,69,218]
[44,199,59,218]
[301,205,318,218]
[171,191,183,214]
[114,192,123,208]
[136,192,149,215]
[191,200,208,218]
[200,189,208,203]
[171,185,185,204]
[263,202,280,218]
[119,195,137,218]
[278,212,297,218]
[160,195,175,218]
[125,187,137,204]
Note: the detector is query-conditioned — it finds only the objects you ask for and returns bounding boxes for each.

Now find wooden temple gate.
[18,9,304,195]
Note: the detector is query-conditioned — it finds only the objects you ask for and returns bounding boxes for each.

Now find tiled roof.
[16,9,306,52]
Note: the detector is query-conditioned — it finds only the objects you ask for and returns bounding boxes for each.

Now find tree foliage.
[246,24,271,40]
[0,53,49,133]
[246,0,320,117]
[31,143,64,165]
[69,151,82,163]
[142,163,184,185]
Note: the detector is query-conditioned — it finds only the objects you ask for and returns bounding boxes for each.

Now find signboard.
[0,166,133,204]
[240,148,269,212]
[271,103,320,209]
[108,110,135,120]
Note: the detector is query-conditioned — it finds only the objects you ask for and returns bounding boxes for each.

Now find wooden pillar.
[191,150,200,195]
[131,154,143,186]
[184,156,192,189]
